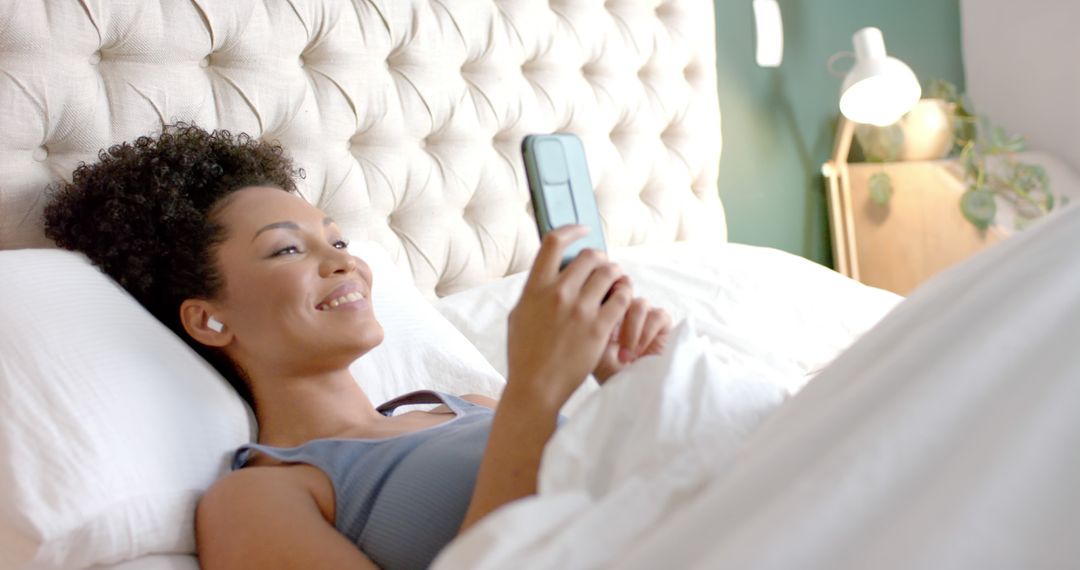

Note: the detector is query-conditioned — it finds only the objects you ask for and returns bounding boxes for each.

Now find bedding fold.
[435,205,1080,569]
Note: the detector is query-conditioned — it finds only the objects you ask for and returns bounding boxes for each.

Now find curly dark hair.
[43,123,303,406]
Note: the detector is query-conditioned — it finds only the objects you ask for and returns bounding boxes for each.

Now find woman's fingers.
[560,248,612,299]
[638,308,672,355]
[618,298,649,362]
[509,231,634,405]
[578,258,625,306]
[527,225,590,289]
[597,279,633,330]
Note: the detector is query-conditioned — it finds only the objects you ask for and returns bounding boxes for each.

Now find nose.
[319,245,358,277]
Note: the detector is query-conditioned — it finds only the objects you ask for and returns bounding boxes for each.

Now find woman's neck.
[248,368,384,448]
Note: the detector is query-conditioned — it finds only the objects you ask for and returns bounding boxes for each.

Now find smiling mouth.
[316,291,366,311]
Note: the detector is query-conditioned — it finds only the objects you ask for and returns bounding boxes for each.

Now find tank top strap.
[376,389,469,417]
[231,391,483,470]
[232,442,321,470]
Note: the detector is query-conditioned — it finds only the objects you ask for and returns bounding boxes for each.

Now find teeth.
[318,291,365,311]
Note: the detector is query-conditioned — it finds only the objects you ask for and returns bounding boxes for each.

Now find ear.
[180,299,233,348]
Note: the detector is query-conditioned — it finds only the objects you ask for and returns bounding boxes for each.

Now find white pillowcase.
[0,249,251,570]
[435,241,902,395]
[347,241,505,405]
[0,244,504,569]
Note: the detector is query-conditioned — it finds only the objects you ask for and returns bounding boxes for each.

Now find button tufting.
[0,0,726,298]
[683,62,698,81]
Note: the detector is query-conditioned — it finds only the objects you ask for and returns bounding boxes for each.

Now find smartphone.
[521,133,607,268]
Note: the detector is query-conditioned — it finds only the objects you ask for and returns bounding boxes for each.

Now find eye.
[333,239,350,250]
[272,245,301,257]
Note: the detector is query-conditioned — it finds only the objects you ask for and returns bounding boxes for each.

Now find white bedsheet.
[88,554,198,570]
[435,205,1080,569]
[436,241,903,398]
[434,319,790,569]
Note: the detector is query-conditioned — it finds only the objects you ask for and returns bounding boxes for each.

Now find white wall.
[961,0,1080,174]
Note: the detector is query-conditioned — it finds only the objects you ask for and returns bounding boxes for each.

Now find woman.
[43,124,672,569]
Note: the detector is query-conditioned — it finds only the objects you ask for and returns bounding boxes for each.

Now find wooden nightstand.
[842,160,1007,295]
[822,119,1007,296]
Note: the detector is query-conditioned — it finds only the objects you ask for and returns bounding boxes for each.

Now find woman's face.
[206,186,383,377]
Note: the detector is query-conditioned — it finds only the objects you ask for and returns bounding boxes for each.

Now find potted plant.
[853,79,1068,230]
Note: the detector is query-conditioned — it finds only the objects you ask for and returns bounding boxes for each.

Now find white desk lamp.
[822,27,921,279]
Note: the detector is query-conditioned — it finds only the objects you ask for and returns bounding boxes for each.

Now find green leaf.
[990,126,1007,150]
[926,78,958,102]
[1033,164,1050,191]
[960,145,978,180]
[961,188,997,230]
[869,172,893,205]
[854,124,903,163]
[1013,163,1040,191]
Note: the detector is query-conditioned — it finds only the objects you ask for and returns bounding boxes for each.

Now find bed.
[2,1,1077,569]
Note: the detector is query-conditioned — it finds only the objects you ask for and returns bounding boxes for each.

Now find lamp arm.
[831,115,855,165]
[822,116,860,280]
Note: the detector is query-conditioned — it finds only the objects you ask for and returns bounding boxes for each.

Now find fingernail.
[618,347,633,363]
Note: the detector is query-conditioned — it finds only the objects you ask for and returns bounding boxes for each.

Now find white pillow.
[435,241,902,395]
[347,241,505,405]
[0,244,504,569]
[0,249,251,569]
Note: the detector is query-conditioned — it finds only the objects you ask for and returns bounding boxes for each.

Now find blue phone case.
[521,133,607,267]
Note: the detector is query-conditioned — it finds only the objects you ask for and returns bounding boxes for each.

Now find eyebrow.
[252,217,336,242]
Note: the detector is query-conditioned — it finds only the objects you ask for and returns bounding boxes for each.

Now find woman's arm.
[197,467,379,569]
[459,225,632,532]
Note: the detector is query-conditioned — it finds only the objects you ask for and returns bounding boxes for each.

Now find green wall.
[713,0,965,266]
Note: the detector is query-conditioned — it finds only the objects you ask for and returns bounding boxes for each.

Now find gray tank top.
[232,390,493,570]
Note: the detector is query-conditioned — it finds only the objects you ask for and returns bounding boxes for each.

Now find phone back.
[522,133,607,267]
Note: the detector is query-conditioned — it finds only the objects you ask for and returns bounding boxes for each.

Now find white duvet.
[436,240,904,401]
[434,205,1080,569]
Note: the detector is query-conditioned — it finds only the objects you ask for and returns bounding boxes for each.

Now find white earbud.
[207,316,224,333]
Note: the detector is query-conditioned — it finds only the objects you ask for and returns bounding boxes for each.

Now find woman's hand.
[505,225,633,411]
[592,298,673,384]
[460,226,632,533]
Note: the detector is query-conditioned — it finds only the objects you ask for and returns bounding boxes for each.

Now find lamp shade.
[839,27,921,126]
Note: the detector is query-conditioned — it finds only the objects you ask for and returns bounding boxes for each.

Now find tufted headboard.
[0,0,725,298]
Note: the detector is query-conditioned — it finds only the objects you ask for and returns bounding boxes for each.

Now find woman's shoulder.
[196,465,376,568]
[200,462,335,524]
